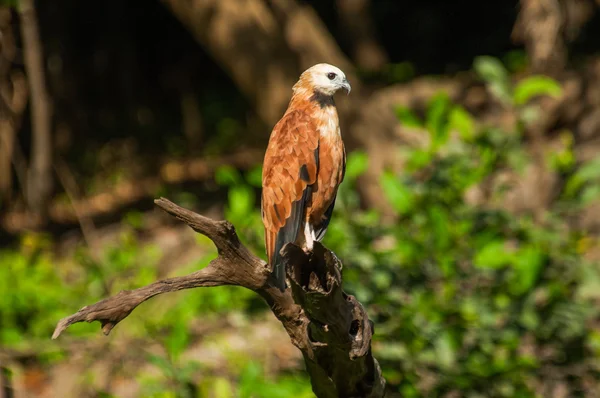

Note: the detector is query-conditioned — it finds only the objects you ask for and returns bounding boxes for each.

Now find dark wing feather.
[314,194,335,241]
[314,144,344,242]
[261,110,319,291]
[271,185,312,287]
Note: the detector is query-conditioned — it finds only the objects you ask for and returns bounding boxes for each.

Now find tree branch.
[52,197,385,397]
[19,0,53,218]
[160,0,359,126]
[52,266,233,339]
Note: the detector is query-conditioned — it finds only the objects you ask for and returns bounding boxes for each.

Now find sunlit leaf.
[428,205,450,250]
[212,377,235,398]
[436,331,457,370]
[581,185,600,206]
[474,240,512,269]
[474,56,509,84]
[228,185,254,217]
[473,56,512,103]
[565,156,600,196]
[405,148,433,171]
[380,171,415,215]
[426,92,451,146]
[246,165,263,187]
[449,105,476,141]
[513,75,562,105]
[345,151,369,179]
[509,246,544,295]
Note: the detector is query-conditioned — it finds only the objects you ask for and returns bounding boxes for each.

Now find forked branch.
[53,197,385,397]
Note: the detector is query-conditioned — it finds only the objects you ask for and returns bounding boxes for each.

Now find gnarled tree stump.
[52,198,385,397]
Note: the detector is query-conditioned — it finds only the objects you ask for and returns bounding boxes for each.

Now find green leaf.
[435,331,456,369]
[581,184,600,206]
[380,171,415,215]
[473,56,511,103]
[405,148,433,171]
[575,156,600,182]
[214,165,241,186]
[490,82,513,105]
[394,106,422,128]
[449,105,476,141]
[245,164,263,187]
[345,151,369,179]
[513,75,562,105]
[474,56,509,84]
[565,156,600,196]
[509,246,545,295]
[212,377,235,398]
[474,240,512,270]
[520,105,541,125]
[428,205,451,251]
[426,93,451,147]
[228,185,254,217]
[164,321,190,360]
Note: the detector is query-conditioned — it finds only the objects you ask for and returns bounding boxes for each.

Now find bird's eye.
[327,72,336,80]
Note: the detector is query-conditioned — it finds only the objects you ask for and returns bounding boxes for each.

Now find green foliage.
[564,155,600,206]
[474,55,563,109]
[237,362,313,398]
[0,237,66,345]
[4,56,599,397]
[320,64,599,396]
[0,229,164,346]
[474,56,512,104]
[214,163,265,256]
[513,76,562,105]
[0,220,262,395]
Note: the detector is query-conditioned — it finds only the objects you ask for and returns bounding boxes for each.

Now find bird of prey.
[261,63,351,291]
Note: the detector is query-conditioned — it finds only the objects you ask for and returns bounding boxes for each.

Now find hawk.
[261,63,351,291]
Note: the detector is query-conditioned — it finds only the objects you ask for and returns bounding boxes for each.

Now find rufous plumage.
[261,63,351,291]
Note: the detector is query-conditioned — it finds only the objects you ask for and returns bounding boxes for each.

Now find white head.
[294,63,351,96]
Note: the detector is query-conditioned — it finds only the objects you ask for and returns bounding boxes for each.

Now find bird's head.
[294,63,351,97]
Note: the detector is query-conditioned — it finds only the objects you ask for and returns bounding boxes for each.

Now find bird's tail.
[267,232,288,292]
[272,256,287,292]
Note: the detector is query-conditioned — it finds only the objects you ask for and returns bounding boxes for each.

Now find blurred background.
[1,0,600,396]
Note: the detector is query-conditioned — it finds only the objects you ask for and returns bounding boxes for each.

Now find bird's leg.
[303,221,316,252]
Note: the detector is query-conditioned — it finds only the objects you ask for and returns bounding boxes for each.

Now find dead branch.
[52,197,385,397]
[1,148,262,233]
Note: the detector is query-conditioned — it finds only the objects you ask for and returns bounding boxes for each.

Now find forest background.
[2,0,600,397]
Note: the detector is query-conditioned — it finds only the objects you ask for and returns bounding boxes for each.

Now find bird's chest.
[308,117,344,221]
[317,132,344,188]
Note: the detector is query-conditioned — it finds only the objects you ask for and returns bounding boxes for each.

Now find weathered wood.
[53,197,385,397]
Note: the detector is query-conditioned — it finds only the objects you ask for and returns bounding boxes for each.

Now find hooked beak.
[341,78,351,95]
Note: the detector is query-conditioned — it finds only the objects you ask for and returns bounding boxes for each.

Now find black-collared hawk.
[261,63,351,291]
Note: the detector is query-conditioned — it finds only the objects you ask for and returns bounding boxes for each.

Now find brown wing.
[261,110,319,290]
